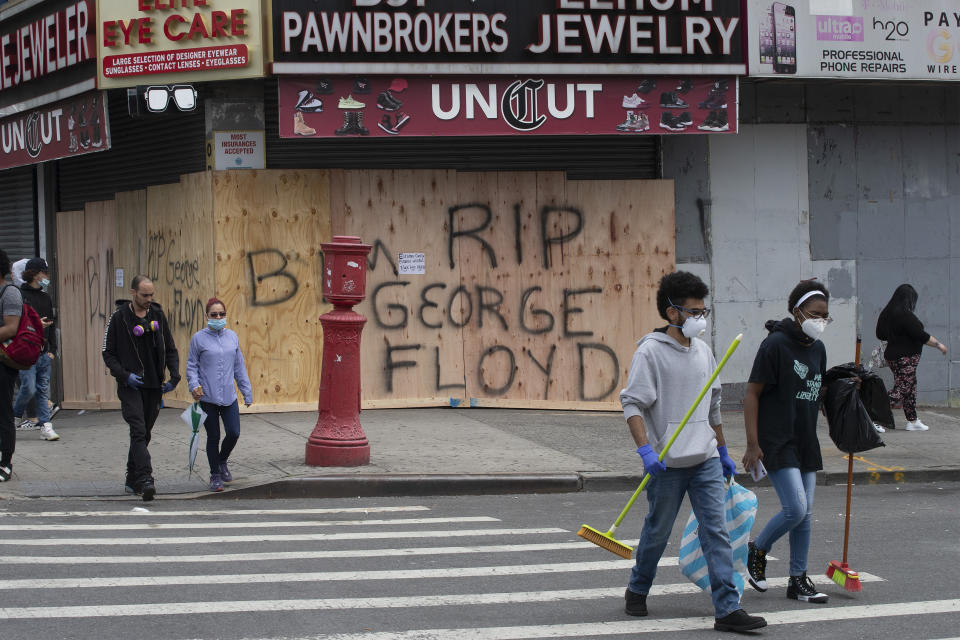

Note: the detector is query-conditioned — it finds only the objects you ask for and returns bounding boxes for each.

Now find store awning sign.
[278,75,738,138]
[748,0,960,80]
[0,89,109,170]
[96,0,265,88]
[272,0,746,75]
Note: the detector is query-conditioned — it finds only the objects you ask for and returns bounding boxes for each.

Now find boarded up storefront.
[56,170,673,411]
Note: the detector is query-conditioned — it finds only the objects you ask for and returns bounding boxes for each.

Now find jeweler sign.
[278,75,738,138]
[0,90,109,170]
[272,0,746,75]
[748,0,960,80]
[96,0,265,88]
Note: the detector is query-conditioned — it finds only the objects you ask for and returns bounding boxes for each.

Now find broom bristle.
[827,561,862,592]
[577,525,633,559]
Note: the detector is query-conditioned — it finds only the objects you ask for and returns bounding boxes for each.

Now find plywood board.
[82,200,117,403]
[213,170,330,406]
[55,210,87,406]
[113,189,147,299]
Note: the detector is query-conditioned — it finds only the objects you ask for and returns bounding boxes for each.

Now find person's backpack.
[0,284,45,370]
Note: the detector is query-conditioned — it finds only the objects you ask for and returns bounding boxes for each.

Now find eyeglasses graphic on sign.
[143,85,198,112]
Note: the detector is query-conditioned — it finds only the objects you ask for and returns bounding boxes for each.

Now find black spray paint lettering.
[477,345,517,396]
[172,288,205,333]
[367,239,399,276]
[85,248,113,325]
[526,344,556,399]
[448,203,498,270]
[563,287,601,337]
[435,346,466,391]
[247,249,299,307]
[541,207,584,269]
[578,343,620,402]
[384,341,421,392]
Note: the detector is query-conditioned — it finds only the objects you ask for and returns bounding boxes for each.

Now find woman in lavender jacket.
[186,298,253,492]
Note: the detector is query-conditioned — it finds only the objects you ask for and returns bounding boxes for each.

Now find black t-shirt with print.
[748,318,827,472]
[128,305,162,389]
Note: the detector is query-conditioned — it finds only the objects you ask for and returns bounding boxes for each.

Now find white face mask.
[800,317,828,341]
[678,315,708,338]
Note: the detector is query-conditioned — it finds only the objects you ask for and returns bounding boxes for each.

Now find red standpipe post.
[305,236,372,467]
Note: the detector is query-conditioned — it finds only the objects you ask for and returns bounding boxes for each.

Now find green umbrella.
[180,403,207,478]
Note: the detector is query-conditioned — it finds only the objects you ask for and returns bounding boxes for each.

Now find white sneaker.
[872,423,886,433]
[621,93,646,109]
[39,423,60,441]
[905,420,929,431]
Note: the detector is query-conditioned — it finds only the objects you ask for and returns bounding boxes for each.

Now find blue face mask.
[39,278,50,290]
[208,318,227,331]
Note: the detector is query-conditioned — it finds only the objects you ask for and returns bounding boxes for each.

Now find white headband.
[793,290,825,310]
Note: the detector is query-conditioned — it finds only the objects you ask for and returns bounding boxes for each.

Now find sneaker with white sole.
[787,572,829,603]
[16,417,39,431]
[746,541,768,591]
[873,422,886,433]
[40,423,60,441]
[621,93,647,109]
[905,419,929,431]
[0,465,11,482]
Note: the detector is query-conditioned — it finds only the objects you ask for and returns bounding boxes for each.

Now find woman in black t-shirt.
[875,284,947,431]
[741,280,831,605]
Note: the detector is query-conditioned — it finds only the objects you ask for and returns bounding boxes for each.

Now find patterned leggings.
[886,354,921,422]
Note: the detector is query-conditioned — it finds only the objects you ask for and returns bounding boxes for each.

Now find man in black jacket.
[13,258,60,441]
[102,275,180,501]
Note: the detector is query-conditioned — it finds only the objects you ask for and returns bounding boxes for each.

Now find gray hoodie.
[619,331,723,468]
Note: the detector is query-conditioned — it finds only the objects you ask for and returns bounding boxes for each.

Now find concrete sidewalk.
[2,405,959,500]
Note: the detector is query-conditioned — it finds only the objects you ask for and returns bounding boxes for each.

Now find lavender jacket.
[186,327,253,407]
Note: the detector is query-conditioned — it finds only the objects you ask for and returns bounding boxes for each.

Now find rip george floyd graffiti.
[336,170,676,409]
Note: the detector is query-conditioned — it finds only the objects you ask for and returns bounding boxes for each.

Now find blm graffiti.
[363,202,626,403]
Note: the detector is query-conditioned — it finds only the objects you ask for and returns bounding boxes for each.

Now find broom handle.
[608,333,743,532]
[841,336,861,564]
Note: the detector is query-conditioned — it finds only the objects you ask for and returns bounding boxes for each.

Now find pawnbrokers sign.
[748,0,960,80]
[273,0,746,75]
[96,0,265,88]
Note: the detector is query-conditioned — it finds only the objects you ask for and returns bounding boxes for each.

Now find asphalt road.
[0,481,958,640]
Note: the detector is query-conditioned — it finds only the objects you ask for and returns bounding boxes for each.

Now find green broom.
[578,333,744,558]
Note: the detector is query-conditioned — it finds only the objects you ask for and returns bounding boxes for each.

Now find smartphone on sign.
[773,2,797,74]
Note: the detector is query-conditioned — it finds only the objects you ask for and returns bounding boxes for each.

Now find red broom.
[826,337,863,592]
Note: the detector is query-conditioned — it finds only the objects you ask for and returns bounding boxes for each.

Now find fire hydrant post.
[305,235,373,467]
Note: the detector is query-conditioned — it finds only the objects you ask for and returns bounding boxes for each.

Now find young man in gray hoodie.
[619,271,766,633]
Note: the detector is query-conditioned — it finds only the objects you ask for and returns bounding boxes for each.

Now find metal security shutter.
[265,80,657,179]
[0,165,36,261]
[57,89,206,211]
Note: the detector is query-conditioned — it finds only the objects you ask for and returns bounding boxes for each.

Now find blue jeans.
[200,400,240,475]
[628,457,741,618]
[13,354,51,423]
[753,467,816,576]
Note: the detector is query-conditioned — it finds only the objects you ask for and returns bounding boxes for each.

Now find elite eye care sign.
[272,0,747,75]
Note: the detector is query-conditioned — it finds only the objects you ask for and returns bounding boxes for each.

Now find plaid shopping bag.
[678,479,758,596]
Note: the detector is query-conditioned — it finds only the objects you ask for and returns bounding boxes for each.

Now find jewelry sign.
[95,0,265,88]
[272,0,746,75]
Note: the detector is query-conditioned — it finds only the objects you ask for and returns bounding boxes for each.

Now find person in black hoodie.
[875,284,946,431]
[12,258,59,441]
[102,275,180,501]
[742,280,831,605]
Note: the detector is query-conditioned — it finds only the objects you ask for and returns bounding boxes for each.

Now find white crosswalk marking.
[0,507,430,518]
[0,503,936,640]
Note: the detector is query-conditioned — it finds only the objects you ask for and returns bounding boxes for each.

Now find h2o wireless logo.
[501,79,547,132]
[872,17,909,40]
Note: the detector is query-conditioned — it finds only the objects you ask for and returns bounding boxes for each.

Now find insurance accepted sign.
[747,0,960,80]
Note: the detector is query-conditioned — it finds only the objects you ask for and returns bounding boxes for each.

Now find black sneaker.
[140,480,156,502]
[624,589,648,617]
[378,114,397,135]
[787,572,829,603]
[714,609,767,632]
[698,89,727,110]
[746,541,768,591]
[92,125,103,147]
[78,102,87,127]
[659,112,685,132]
[698,111,720,132]
[636,78,656,94]
[315,78,333,94]
[124,483,138,495]
[79,130,90,149]
[677,111,693,127]
[384,90,402,109]
[676,78,693,94]
[712,110,730,132]
[0,464,11,482]
[90,95,100,125]
[394,112,410,131]
[714,79,730,92]
[660,91,688,109]
[377,92,400,112]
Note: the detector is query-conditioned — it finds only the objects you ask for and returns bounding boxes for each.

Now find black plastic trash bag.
[824,362,895,430]
[823,377,885,454]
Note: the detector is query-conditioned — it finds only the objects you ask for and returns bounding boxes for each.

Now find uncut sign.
[273,0,747,74]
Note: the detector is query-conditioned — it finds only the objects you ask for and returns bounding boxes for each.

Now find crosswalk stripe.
[0,540,646,565]
[0,507,430,518]
[0,575,885,620]
[0,516,499,532]
[0,527,568,546]
[207,599,960,640]
[0,560,635,589]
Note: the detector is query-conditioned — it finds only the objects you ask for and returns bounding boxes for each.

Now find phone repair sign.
[96,0,265,88]
[747,0,960,80]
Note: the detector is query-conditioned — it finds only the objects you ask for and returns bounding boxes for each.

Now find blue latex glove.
[161,381,175,394]
[126,373,144,389]
[636,444,667,477]
[718,445,737,478]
